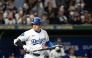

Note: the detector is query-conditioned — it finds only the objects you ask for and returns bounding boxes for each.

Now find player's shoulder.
[23,29,33,35]
[41,29,47,33]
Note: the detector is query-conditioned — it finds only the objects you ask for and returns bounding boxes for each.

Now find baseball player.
[14,17,54,58]
[50,46,66,58]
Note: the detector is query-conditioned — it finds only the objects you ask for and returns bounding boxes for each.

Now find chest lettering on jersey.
[31,38,46,45]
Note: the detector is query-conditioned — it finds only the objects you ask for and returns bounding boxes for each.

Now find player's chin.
[36,27,40,29]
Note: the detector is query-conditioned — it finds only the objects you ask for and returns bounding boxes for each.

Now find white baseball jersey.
[14,28,49,54]
[50,48,66,58]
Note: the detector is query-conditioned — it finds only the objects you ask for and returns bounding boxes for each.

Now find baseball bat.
[33,45,62,52]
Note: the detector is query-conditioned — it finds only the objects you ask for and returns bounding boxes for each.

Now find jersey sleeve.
[45,31,54,47]
[17,31,29,42]
[45,31,49,42]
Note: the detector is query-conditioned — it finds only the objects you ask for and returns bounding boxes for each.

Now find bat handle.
[33,50,38,52]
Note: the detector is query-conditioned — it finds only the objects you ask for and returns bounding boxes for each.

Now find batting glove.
[23,45,34,54]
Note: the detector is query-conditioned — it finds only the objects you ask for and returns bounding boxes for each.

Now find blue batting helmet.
[31,17,42,25]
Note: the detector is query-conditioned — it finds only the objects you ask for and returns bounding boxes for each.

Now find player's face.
[32,24,41,31]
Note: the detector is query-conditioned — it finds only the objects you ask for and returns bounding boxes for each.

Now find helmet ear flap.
[31,23,33,27]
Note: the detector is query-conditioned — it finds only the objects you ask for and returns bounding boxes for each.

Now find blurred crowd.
[0,0,92,25]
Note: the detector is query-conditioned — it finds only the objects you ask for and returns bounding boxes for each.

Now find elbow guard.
[14,39,23,48]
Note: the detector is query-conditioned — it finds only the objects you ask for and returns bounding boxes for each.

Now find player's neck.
[33,28,41,33]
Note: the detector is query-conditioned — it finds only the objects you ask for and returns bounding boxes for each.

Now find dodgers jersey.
[16,28,49,54]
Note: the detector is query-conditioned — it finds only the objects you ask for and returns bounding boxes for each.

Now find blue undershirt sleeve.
[46,41,54,47]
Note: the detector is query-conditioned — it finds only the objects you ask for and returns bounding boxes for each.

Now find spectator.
[3,0,11,11]
[73,11,79,17]
[3,9,9,19]
[17,15,27,25]
[14,0,24,9]
[44,0,56,8]
[80,15,87,24]
[33,0,44,17]
[83,11,91,24]
[56,0,67,8]
[57,7,68,24]
[16,48,25,58]
[9,53,15,58]
[8,1,17,14]
[66,0,75,12]
[74,0,85,8]
[26,9,35,25]
[82,56,88,58]
[3,0,16,13]
[75,0,84,4]
[0,0,4,6]
[5,11,16,25]
[50,46,66,58]
[69,7,75,13]
[41,12,49,25]
[0,5,3,13]
[23,3,30,15]
[80,0,85,9]
[29,9,35,19]
[67,0,75,7]
[68,48,77,58]
[3,0,17,19]
[44,1,56,24]
[82,54,88,58]
[88,48,92,58]
[37,0,44,9]
[70,12,82,24]
[75,3,84,15]
[27,0,35,9]
[0,12,5,24]
[71,16,82,24]
[15,8,24,21]
[68,6,76,23]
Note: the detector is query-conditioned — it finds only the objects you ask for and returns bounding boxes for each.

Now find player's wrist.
[23,45,31,53]
[23,45,27,50]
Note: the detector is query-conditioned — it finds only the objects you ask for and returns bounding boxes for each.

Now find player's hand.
[23,45,27,50]
[29,50,34,54]
[23,45,34,54]
[23,45,30,52]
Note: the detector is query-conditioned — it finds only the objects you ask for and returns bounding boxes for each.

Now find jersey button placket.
[38,33,40,39]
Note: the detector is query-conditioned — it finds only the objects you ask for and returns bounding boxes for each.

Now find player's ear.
[39,24,42,27]
[31,24,33,27]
